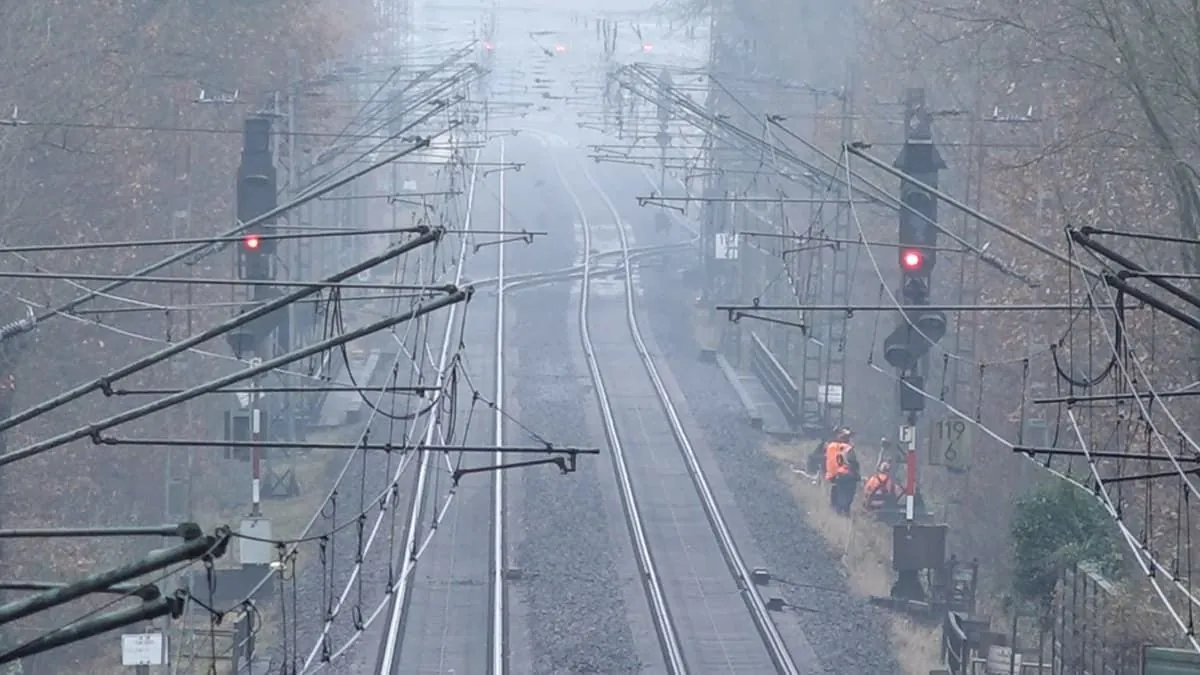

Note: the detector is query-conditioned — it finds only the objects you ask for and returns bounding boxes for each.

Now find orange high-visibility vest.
[864,473,891,498]
[824,442,852,481]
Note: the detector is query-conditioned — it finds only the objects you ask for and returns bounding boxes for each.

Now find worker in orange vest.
[823,428,851,479]
[864,461,902,510]
[824,428,859,514]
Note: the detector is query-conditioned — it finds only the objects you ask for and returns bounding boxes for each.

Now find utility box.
[893,524,947,571]
[238,518,273,565]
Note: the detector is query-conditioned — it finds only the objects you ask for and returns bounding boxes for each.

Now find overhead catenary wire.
[55,48,477,672]
[838,126,1200,631]
[4,91,458,338]
[62,293,422,316]
[372,142,484,675]
[836,143,1200,649]
[641,6,1200,656]
[2,116,448,346]
[0,229,444,438]
[302,147,488,674]
[306,44,476,163]
[843,142,1102,281]
[0,227,424,255]
[867,356,1200,652]
[1068,250,1200,497]
[840,151,1063,367]
[0,286,469,468]
[184,100,536,672]
[617,65,1034,285]
[203,331,429,661]
[302,61,483,188]
[0,270,450,292]
[0,285,324,382]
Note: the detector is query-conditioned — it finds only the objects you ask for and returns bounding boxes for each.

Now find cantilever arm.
[0,590,185,665]
[0,529,225,625]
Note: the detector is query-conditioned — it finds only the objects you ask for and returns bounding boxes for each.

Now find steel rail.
[582,160,801,675]
[552,151,689,675]
[489,138,508,675]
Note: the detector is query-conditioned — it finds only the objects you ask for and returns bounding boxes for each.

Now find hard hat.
[879,461,891,472]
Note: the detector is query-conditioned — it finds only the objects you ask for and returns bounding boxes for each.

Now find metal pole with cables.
[881,88,949,605]
[230,114,280,564]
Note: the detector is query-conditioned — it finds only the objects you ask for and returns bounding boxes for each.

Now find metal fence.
[938,563,1152,674]
[1052,563,1140,675]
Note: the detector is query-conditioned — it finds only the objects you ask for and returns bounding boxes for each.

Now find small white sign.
[818,384,843,405]
[121,632,167,666]
[402,180,418,191]
[714,232,739,260]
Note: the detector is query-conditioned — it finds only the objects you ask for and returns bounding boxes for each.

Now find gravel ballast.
[502,144,644,674]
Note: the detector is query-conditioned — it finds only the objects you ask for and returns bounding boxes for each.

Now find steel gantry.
[788,88,854,433]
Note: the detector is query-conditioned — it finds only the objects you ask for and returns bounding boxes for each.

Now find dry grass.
[765,440,942,675]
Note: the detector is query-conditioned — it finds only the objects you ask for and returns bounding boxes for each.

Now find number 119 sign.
[929,417,971,470]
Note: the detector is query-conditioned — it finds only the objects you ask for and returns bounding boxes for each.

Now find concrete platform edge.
[715,352,765,429]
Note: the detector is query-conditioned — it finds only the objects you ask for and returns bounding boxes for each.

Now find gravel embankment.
[504,146,643,674]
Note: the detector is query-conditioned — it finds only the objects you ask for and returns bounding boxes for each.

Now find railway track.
[371,139,687,674]
[376,146,497,674]
[554,150,800,675]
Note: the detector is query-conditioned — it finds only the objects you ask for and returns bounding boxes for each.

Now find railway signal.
[881,88,947,382]
[881,89,952,607]
[235,116,277,287]
[225,115,281,532]
[882,313,946,373]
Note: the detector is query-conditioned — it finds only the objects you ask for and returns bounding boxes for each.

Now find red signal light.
[900,248,924,270]
[244,234,261,250]
[554,43,567,53]
[642,43,654,53]
[482,40,494,51]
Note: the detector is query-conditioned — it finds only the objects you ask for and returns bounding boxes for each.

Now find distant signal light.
[243,234,261,251]
[554,43,567,53]
[482,40,494,51]
[642,43,653,52]
[900,248,924,271]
